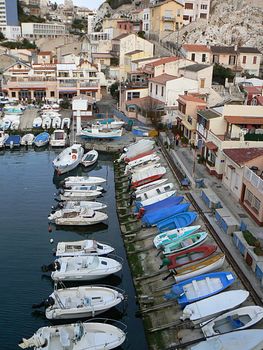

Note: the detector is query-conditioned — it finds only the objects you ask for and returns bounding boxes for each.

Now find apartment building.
[21,22,66,39]
[0,0,21,40]
[182,0,210,25]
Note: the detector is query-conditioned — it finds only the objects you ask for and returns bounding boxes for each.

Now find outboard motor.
[41,261,60,272]
[32,296,55,309]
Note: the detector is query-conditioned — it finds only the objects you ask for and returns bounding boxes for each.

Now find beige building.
[178,63,213,94]
[181,44,211,64]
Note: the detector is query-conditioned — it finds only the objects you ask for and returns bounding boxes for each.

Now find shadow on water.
[52,223,109,235]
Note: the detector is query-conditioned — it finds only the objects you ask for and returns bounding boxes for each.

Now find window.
[100,60,104,65]
[253,56,257,64]
[229,55,236,65]
[187,116,192,124]
[50,91,55,97]
[155,85,158,95]
[185,3,193,9]
[242,56,247,64]
[161,86,164,97]
[254,197,261,212]
[213,55,219,63]
[150,83,152,93]
[201,4,207,9]
[127,92,132,100]
[245,189,253,204]
[191,53,195,61]
[183,15,189,20]
[177,9,181,16]
[132,92,140,99]
[164,10,172,18]
[11,92,16,97]
[200,78,205,88]
[202,53,206,62]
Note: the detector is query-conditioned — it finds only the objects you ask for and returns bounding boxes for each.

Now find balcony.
[79,81,99,88]
[59,82,77,87]
[244,167,263,195]
[162,16,175,21]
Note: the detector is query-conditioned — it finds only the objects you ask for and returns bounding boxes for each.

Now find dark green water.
[0,148,148,349]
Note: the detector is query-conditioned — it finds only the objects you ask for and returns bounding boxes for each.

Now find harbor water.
[0,148,148,349]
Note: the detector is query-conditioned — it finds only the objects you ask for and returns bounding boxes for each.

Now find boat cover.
[157,212,198,232]
[135,195,184,211]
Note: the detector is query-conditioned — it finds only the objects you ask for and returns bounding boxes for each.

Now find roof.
[182,44,211,53]
[147,56,180,67]
[92,52,113,58]
[223,148,263,165]
[131,56,159,63]
[151,0,184,8]
[112,33,130,41]
[126,95,164,108]
[178,94,206,103]
[38,51,52,55]
[238,47,261,54]
[184,63,210,72]
[243,86,262,94]
[149,73,177,84]
[206,141,218,151]
[125,50,143,56]
[225,116,263,124]
[210,46,236,54]
[197,109,221,120]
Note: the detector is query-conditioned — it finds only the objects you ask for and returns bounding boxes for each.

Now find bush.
[59,98,71,109]
[242,230,257,246]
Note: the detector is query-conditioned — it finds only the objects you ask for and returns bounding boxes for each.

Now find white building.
[181,0,210,25]
[0,25,21,40]
[87,13,97,35]
[142,8,150,35]
[0,0,20,40]
[21,22,66,39]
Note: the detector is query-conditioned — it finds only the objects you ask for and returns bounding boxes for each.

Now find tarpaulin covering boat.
[157,212,198,232]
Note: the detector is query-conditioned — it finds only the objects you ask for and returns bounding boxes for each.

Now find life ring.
[72,154,77,160]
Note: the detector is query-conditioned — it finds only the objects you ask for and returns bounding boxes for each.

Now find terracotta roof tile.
[147,56,180,67]
[182,44,211,53]
[225,116,263,124]
[149,73,177,84]
[223,148,263,165]
[178,94,206,103]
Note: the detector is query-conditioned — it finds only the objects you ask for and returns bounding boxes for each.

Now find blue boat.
[141,203,190,227]
[164,271,236,307]
[5,135,21,148]
[157,212,198,232]
[33,132,50,147]
[135,195,184,212]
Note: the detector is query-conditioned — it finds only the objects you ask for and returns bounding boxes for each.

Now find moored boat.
[33,132,50,147]
[134,178,168,196]
[157,212,198,233]
[80,125,122,139]
[117,139,155,162]
[59,184,104,193]
[54,200,107,211]
[53,144,84,175]
[61,117,71,129]
[136,190,176,208]
[62,176,106,187]
[52,116,61,129]
[136,182,175,202]
[58,190,102,202]
[32,117,42,128]
[21,133,34,146]
[0,130,9,147]
[50,129,67,147]
[81,149,98,167]
[48,208,108,226]
[5,134,21,148]
[125,153,160,173]
[42,116,52,129]
[131,166,167,188]
[55,239,114,257]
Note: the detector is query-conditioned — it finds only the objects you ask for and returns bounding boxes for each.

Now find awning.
[206,141,218,151]
[225,116,263,124]
[228,164,235,170]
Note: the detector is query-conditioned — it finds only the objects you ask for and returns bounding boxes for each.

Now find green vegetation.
[110,57,119,66]
[59,98,71,110]
[212,63,235,85]
[71,18,87,32]
[109,82,119,100]
[244,134,263,141]
[106,0,132,9]
[137,31,145,39]
[1,38,37,49]
[0,31,5,41]
[242,230,257,246]
[17,2,45,23]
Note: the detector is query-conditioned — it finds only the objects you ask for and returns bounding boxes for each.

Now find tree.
[109,82,119,100]
[212,63,235,85]
[72,18,87,32]
[137,31,145,39]
[0,31,5,41]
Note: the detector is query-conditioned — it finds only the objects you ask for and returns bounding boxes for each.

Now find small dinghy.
[153,225,201,249]
[190,329,263,350]
[131,166,166,188]
[81,149,98,167]
[52,116,61,129]
[0,130,9,147]
[38,285,125,319]
[181,290,249,321]
[126,160,161,174]
[125,153,160,173]
[136,194,184,213]
[55,200,107,211]
[32,117,42,128]
[135,178,168,196]
[55,239,114,257]
[3,119,11,130]
[162,232,208,256]
[58,190,102,202]
[48,208,108,226]
[42,255,123,281]
[53,144,84,175]
[62,176,106,187]
[138,190,176,208]
[21,133,34,146]
[33,132,50,147]
[10,119,20,130]
[161,244,217,269]
[19,320,126,350]
[201,305,263,337]
[136,182,175,202]
[50,129,67,147]
[5,134,21,148]
[172,253,225,283]
[42,116,52,129]
[59,185,103,193]
[164,271,236,307]
[157,212,198,233]
[61,117,71,129]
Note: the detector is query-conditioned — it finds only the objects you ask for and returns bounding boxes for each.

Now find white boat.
[51,103,60,111]
[59,190,102,202]
[10,119,20,130]
[61,117,71,129]
[0,130,9,147]
[42,116,52,129]
[135,178,168,195]
[132,166,167,187]
[53,144,84,175]
[95,120,125,130]
[44,285,125,319]
[190,329,263,350]
[48,208,108,225]
[201,305,263,337]
[62,176,106,187]
[139,190,176,207]
[61,185,104,193]
[52,116,61,129]
[118,139,155,162]
[55,200,107,211]
[19,321,126,350]
[42,255,122,281]
[42,111,61,119]
[55,239,114,257]
[125,154,160,173]
[181,290,250,321]
[81,149,98,167]
[50,130,67,147]
[80,125,122,139]
[21,133,34,146]
[32,117,42,128]
[41,103,52,110]
[3,118,11,130]
[136,182,174,202]
[131,162,161,174]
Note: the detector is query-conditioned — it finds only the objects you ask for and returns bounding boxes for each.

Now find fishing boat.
[61,117,71,129]
[136,183,175,202]
[125,149,155,163]
[95,119,125,130]
[39,285,125,319]
[5,135,21,148]
[117,139,155,162]
[21,133,34,146]
[53,144,84,175]
[162,232,208,256]
[52,116,61,129]
[157,212,198,233]
[153,225,201,249]
[42,255,122,281]
[42,116,52,129]
[0,130,8,148]
[62,176,106,187]
[161,244,217,269]
[48,208,108,226]
[55,200,107,211]
[136,190,176,208]
[173,253,225,283]
[58,190,102,202]
[33,132,50,147]
[60,185,104,193]
[50,129,67,147]
[164,271,236,307]
[81,149,98,167]
[55,239,114,257]
[201,305,263,337]
[80,125,123,139]
[32,117,42,128]
[190,329,263,350]
[19,320,126,350]
[132,166,166,187]
[142,203,190,227]
[181,290,250,321]
[135,178,168,196]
